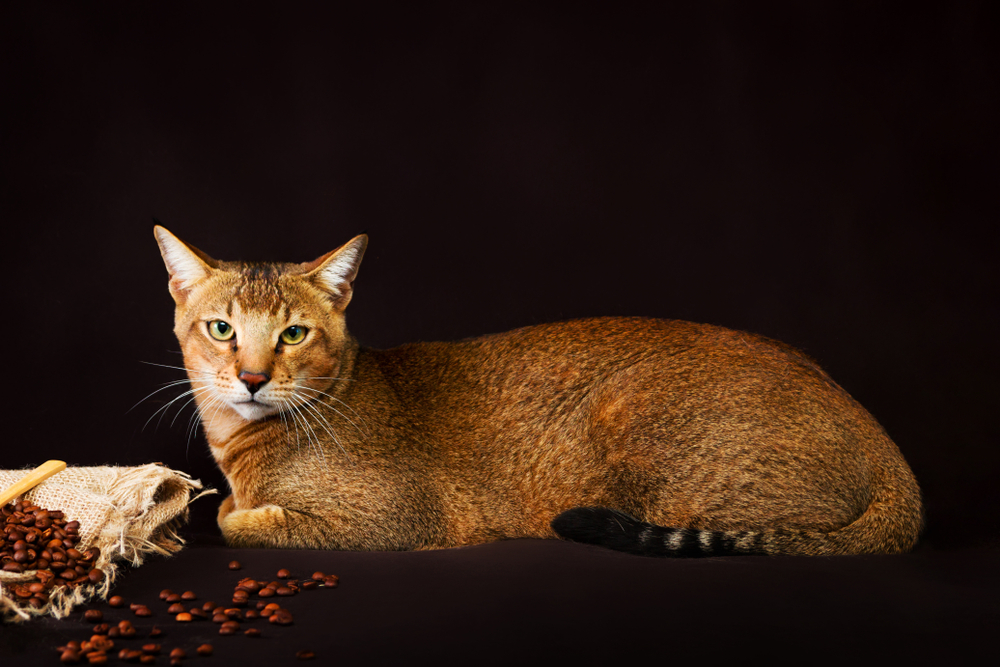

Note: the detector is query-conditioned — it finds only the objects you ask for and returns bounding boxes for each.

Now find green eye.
[280,325,307,345]
[208,320,235,341]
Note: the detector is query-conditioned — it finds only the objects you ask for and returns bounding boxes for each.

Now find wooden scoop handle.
[0,460,67,507]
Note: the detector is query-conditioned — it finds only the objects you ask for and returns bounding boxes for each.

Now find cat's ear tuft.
[302,234,368,310]
[154,226,217,304]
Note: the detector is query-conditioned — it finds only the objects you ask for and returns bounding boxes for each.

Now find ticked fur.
[154,226,923,556]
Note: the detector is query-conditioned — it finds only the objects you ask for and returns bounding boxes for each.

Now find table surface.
[3,536,998,665]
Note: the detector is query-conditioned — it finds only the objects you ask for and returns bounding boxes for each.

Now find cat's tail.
[551,469,923,557]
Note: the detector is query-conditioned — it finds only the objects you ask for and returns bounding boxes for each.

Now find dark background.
[1,2,997,551]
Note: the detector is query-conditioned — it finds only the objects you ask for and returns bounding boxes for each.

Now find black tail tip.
[551,506,642,546]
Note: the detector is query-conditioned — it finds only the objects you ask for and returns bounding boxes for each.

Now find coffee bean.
[244,628,261,637]
[141,643,161,655]
[228,560,241,570]
[92,622,110,635]
[60,649,81,664]
[134,606,152,617]
[296,650,316,660]
[165,593,182,603]
[323,576,339,588]
[196,644,213,656]
[258,587,275,598]
[84,609,103,623]
[202,601,218,612]
[168,602,186,613]
[139,655,156,665]
[269,609,293,626]
[244,609,260,620]
[277,568,291,579]
[311,571,326,581]
[86,651,108,665]
[175,612,193,622]
[170,648,186,659]
[108,595,125,608]
[148,626,162,637]
[301,580,319,591]
[181,590,197,600]
[159,589,174,600]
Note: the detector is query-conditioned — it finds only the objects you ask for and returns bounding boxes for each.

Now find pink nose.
[238,371,270,395]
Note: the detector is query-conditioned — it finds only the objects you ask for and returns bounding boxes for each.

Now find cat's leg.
[217,494,236,525]
[220,504,364,549]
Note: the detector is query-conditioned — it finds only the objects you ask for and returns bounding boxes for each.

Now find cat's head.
[154,226,367,424]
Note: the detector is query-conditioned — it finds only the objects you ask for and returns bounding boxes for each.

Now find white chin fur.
[231,400,279,421]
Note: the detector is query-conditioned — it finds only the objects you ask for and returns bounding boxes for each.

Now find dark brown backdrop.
[1,2,997,549]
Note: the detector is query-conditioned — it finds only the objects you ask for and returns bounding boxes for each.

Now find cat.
[154,225,923,557]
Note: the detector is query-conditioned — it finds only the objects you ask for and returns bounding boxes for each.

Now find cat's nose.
[238,371,271,395]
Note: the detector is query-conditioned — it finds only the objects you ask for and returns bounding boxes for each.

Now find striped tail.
[552,494,923,557]
[551,507,769,557]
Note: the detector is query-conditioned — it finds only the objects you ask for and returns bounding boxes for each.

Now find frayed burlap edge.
[0,464,216,623]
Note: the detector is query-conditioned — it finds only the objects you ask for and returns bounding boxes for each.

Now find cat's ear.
[153,226,218,304]
[302,234,368,310]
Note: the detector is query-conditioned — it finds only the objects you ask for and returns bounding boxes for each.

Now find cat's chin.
[231,400,279,422]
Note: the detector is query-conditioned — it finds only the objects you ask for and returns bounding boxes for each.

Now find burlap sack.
[0,464,212,623]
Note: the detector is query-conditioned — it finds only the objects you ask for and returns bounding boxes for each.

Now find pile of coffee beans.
[54,563,336,663]
[2,501,103,609]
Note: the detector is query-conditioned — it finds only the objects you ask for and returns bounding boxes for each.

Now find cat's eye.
[208,320,235,341]
[280,325,307,345]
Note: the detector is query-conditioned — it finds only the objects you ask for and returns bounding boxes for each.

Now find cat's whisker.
[127,379,202,414]
[140,360,214,377]
[278,397,306,457]
[285,394,330,466]
[141,386,211,432]
[296,385,371,439]
[294,393,350,465]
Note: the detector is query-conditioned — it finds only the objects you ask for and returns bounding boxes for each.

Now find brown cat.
[154,226,923,556]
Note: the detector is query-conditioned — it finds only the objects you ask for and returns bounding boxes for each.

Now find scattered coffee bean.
[108,595,125,608]
[60,649,81,664]
[86,651,108,665]
[148,626,162,637]
[244,628,261,637]
[196,644,213,657]
[181,590,197,600]
[84,609,103,623]
[165,593,182,603]
[134,606,152,617]
[301,580,319,591]
[175,612,193,622]
[269,609,293,626]
[323,576,339,588]
[311,571,325,582]
[228,560,241,570]
[92,622,110,635]
[244,609,260,620]
[277,568,291,579]
[170,648,186,659]
[142,643,161,655]
[258,587,275,598]
[167,602,186,614]
[139,655,156,665]
[202,601,218,611]
[158,589,174,601]
[296,650,316,660]
[276,587,294,597]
